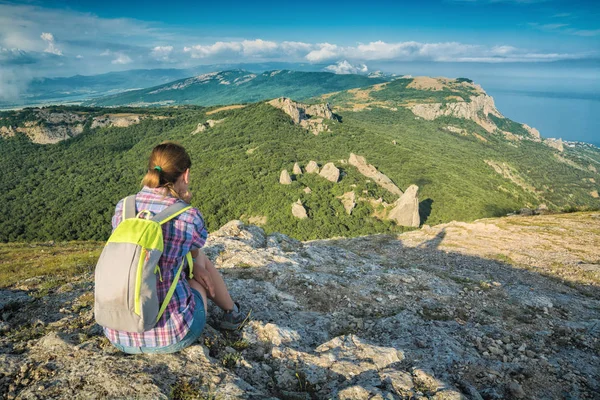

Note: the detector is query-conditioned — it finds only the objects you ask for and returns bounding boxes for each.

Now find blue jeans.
[111,288,206,354]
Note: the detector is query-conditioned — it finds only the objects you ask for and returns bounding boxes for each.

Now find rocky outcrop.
[408,94,502,133]
[545,138,564,152]
[191,119,224,134]
[292,199,308,219]
[306,161,320,174]
[0,121,84,144]
[91,113,143,129]
[337,192,356,214]
[348,153,403,196]
[293,162,302,175]
[319,162,340,183]
[303,187,312,194]
[268,97,337,135]
[1,214,599,399]
[387,184,420,227]
[279,170,292,185]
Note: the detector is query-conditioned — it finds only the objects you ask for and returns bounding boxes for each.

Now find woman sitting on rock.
[104,142,248,354]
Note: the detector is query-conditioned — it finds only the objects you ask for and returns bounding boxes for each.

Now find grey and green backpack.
[94,195,194,333]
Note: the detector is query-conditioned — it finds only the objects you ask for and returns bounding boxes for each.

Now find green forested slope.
[1,78,599,243]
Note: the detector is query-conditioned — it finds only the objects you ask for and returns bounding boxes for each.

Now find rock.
[519,208,534,216]
[280,169,292,185]
[305,161,320,174]
[292,200,308,219]
[319,162,340,183]
[545,138,564,152]
[210,220,266,249]
[337,386,371,399]
[293,163,302,175]
[266,232,302,251]
[337,192,356,214]
[507,381,525,398]
[303,187,312,194]
[408,94,502,133]
[591,190,599,199]
[268,97,336,134]
[387,185,420,227]
[0,290,33,312]
[348,153,403,196]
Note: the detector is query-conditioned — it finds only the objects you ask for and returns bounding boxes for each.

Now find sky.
[0,0,599,105]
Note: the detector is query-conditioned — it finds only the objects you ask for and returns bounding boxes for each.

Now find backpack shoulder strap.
[122,195,137,220]
[156,251,193,323]
[151,201,192,225]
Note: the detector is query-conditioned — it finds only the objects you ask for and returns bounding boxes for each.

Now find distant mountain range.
[0,62,335,109]
[83,70,391,107]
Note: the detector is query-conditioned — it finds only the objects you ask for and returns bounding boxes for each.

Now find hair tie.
[153,166,162,172]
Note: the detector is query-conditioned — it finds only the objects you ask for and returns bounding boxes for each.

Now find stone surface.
[292,199,308,219]
[293,163,303,175]
[280,169,292,185]
[319,162,340,183]
[348,153,403,196]
[268,97,336,135]
[303,187,312,194]
[1,213,599,399]
[338,191,356,214]
[387,184,420,227]
[305,161,320,174]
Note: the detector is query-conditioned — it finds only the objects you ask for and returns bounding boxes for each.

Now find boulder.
[319,162,340,183]
[280,169,292,185]
[348,153,402,196]
[303,187,312,194]
[338,192,356,215]
[306,161,320,174]
[293,163,302,175]
[387,185,420,227]
[292,200,308,219]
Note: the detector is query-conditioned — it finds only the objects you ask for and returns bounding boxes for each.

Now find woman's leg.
[192,257,235,311]
[187,279,208,314]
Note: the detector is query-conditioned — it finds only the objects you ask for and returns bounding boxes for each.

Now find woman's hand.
[193,253,215,298]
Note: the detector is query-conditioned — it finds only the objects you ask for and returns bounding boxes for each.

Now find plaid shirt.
[103,186,208,348]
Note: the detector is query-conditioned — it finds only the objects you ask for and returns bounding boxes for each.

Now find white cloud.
[325,60,368,74]
[572,29,600,37]
[41,32,62,55]
[151,45,173,61]
[306,43,342,62]
[111,52,132,64]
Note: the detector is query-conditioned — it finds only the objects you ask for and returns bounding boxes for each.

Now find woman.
[105,142,247,354]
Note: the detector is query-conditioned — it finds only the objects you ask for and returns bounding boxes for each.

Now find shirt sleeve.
[190,208,208,249]
[111,199,124,232]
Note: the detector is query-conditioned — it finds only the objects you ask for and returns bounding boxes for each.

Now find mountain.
[0,212,598,398]
[0,74,598,242]
[0,63,331,109]
[83,70,390,107]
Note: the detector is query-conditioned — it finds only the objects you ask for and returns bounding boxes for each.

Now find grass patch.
[0,241,103,288]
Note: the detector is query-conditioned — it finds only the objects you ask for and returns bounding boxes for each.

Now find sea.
[377,60,600,146]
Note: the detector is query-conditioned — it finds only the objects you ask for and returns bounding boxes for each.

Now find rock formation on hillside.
[0,109,160,144]
[387,184,420,227]
[268,97,337,135]
[306,160,320,174]
[409,94,502,133]
[279,170,292,185]
[1,213,598,399]
[545,138,565,152]
[191,119,224,134]
[338,191,356,214]
[291,199,308,219]
[303,186,312,194]
[319,162,340,183]
[293,162,302,175]
[348,153,403,196]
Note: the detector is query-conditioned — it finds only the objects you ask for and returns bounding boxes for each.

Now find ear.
[183,168,190,184]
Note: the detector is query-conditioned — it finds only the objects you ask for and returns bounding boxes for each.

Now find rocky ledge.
[0,213,599,399]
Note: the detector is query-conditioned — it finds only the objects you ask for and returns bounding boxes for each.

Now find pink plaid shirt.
[103,186,208,347]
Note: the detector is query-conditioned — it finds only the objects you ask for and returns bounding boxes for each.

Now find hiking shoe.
[219,302,251,330]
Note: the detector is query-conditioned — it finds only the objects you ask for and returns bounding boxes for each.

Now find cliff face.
[268,97,337,135]
[0,109,161,144]
[1,213,598,399]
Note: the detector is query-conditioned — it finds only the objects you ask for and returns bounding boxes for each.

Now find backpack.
[94,195,195,333]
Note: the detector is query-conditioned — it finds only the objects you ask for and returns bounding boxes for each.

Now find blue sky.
[0,0,599,97]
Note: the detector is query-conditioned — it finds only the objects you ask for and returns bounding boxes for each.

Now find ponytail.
[141,142,192,200]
